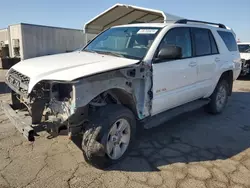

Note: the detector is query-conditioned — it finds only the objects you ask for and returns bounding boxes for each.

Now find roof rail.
[175,19,227,29]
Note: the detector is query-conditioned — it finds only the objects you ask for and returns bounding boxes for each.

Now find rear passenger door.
[191,28,219,96]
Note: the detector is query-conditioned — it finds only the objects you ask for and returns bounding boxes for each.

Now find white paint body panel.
[195,55,217,97]
[240,53,250,60]
[9,51,139,93]
[238,42,250,60]
[148,24,241,115]
[151,58,199,115]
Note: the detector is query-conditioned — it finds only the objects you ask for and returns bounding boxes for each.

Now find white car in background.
[238,43,250,76]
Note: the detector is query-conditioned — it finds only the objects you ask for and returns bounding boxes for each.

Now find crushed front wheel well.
[89,88,138,118]
[109,88,138,117]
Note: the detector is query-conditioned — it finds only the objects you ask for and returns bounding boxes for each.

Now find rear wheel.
[205,79,229,114]
[82,105,136,168]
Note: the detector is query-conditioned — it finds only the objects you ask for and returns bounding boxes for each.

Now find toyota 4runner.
[3,19,241,168]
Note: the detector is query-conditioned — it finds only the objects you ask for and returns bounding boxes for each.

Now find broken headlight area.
[40,82,74,121]
[30,81,50,100]
[27,81,81,137]
[12,81,76,126]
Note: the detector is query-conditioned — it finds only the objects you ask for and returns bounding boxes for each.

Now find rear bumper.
[0,101,35,141]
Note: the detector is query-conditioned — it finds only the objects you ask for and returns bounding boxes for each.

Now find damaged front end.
[5,76,79,141]
[4,63,152,141]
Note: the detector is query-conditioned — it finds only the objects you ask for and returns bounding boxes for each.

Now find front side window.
[238,44,250,53]
[84,27,161,60]
[217,31,238,52]
[192,28,212,56]
[158,27,192,58]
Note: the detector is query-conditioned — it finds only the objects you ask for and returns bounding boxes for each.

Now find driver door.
[151,27,200,116]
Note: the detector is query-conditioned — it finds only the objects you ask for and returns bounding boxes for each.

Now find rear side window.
[192,28,212,56]
[217,31,238,51]
[209,32,219,54]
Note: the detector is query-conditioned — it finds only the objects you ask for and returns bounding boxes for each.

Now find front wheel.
[205,79,229,114]
[82,105,136,168]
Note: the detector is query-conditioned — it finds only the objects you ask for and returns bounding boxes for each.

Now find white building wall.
[21,24,85,60]
[8,24,24,59]
[0,28,8,44]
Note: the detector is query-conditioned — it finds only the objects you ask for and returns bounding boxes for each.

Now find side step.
[142,99,210,129]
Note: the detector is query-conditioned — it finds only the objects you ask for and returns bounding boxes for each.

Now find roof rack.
[175,19,226,29]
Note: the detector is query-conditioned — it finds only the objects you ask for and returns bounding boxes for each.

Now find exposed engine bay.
[13,81,75,127]
[8,65,152,136]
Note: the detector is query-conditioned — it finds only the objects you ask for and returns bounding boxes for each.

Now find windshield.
[238,44,250,53]
[83,27,161,60]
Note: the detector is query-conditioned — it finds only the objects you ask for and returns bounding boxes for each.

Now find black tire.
[205,79,229,114]
[82,104,136,169]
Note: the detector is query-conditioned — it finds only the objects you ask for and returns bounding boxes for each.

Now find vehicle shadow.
[17,90,250,172]
[0,82,11,94]
[237,75,250,81]
[105,91,250,172]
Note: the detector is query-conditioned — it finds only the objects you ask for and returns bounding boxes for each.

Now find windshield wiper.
[82,49,97,53]
[82,49,125,57]
[96,51,125,57]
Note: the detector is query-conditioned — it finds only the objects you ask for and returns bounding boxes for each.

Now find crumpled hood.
[240,53,250,60]
[9,51,139,93]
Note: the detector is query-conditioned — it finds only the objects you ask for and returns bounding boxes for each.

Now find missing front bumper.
[0,101,35,141]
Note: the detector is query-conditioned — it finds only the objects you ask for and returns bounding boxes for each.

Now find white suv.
[4,19,241,168]
[238,42,250,76]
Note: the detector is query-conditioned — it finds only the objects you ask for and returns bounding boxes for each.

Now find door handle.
[189,62,197,67]
[215,57,220,62]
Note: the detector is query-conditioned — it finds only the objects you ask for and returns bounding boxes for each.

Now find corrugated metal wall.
[21,24,85,60]
[0,29,8,44]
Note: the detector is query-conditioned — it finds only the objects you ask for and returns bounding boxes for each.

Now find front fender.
[73,71,132,108]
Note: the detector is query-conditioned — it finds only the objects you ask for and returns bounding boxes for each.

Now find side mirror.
[157,46,182,61]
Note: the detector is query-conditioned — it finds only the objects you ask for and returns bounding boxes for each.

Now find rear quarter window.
[217,31,238,52]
